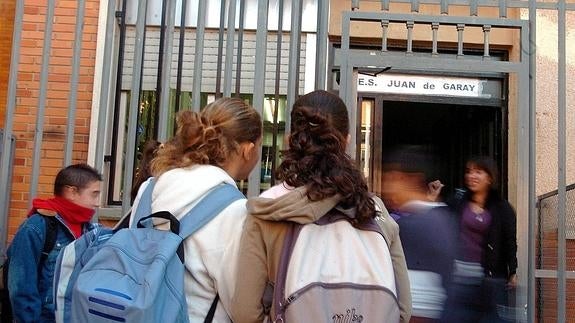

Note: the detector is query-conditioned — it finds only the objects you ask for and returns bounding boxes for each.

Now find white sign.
[357,74,487,98]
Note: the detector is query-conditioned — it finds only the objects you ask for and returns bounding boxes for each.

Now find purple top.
[459,203,492,263]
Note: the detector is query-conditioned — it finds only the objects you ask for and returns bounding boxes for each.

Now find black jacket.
[448,189,518,279]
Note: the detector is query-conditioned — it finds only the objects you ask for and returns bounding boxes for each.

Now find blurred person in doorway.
[442,156,517,323]
[382,145,458,323]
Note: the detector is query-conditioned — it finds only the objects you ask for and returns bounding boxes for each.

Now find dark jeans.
[441,277,513,323]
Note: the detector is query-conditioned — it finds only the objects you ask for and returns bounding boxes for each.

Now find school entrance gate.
[1,0,574,321]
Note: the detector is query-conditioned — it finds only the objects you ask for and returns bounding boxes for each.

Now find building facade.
[1,0,574,321]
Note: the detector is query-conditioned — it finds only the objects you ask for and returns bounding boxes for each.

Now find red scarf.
[28,196,95,238]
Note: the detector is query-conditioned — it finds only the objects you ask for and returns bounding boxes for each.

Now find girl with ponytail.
[131,97,262,322]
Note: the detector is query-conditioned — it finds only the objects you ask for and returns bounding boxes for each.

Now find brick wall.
[6,0,100,241]
[536,230,575,322]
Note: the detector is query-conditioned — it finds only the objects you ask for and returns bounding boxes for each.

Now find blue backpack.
[53,179,244,323]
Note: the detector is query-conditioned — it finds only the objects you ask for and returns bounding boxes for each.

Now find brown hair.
[276,90,375,224]
[131,139,161,202]
[54,163,102,196]
[151,97,262,177]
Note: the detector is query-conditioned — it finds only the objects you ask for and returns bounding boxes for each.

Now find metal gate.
[341,1,573,322]
[0,0,574,321]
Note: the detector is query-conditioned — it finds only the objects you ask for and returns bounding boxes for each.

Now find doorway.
[360,96,507,201]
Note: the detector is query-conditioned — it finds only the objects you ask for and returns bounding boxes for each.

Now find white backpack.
[272,210,400,323]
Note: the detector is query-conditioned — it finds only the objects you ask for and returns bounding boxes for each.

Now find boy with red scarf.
[7,164,102,322]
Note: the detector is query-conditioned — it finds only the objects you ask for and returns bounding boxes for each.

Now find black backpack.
[0,215,58,322]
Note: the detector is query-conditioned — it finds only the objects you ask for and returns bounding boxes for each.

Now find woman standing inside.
[131,97,262,322]
[230,90,410,323]
[443,156,517,322]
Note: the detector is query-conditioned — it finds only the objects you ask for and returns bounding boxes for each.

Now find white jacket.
[131,165,247,323]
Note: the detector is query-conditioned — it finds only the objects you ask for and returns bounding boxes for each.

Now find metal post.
[29,0,56,207]
[557,0,567,321]
[157,0,177,142]
[234,0,246,97]
[483,25,491,58]
[122,0,148,215]
[499,0,507,18]
[154,0,168,138]
[315,0,329,90]
[470,0,478,16]
[0,0,24,249]
[527,2,537,322]
[64,0,86,167]
[381,20,389,52]
[247,0,269,198]
[224,0,237,97]
[431,22,439,56]
[457,24,465,57]
[215,0,226,98]
[406,21,414,54]
[191,0,207,111]
[286,0,302,117]
[411,0,419,13]
[94,0,119,176]
[108,0,129,205]
[440,0,448,14]
[340,13,356,155]
[271,0,284,185]
[381,0,389,11]
[174,0,187,112]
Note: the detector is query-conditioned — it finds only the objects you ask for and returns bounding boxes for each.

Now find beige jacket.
[230,185,411,323]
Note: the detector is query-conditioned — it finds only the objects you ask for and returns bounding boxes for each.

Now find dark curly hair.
[276,90,375,224]
[151,97,262,177]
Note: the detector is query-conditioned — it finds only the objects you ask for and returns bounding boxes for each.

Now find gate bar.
[64,0,86,166]
[94,0,119,177]
[215,0,226,99]
[174,0,187,112]
[122,0,148,214]
[271,0,285,185]
[29,0,56,208]
[0,0,24,245]
[191,0,207,111]
[247,0,269,198]
[286,0,303,121]
[499,0,507,17]
[527,1,537,322]
[557,0,567,321]
[107,0,129,204]
[224,0,237,97]
[154,0,168,138]
[234,0,246,97]
[157,0,176,142]
[315,0,329,90]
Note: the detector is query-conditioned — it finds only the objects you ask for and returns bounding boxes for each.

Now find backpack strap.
[203,294,219,323]
[272,222,304,322]
[40,215,59,263]
[178,183,244,239]
[130,177,156,228]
